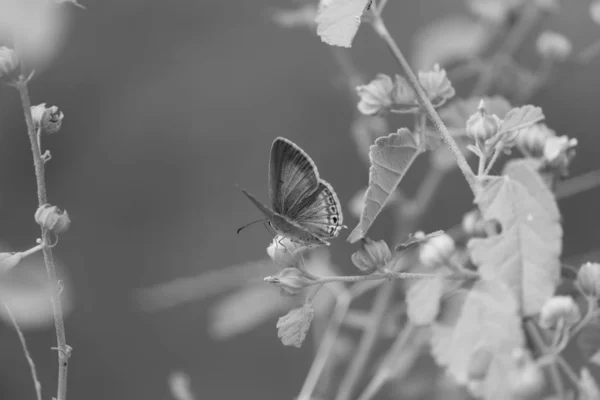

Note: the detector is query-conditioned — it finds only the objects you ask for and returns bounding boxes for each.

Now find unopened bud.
[351,237,391,273]
[34,204,71,234]
[267,235,304,267]
[356,74,394,116]
[539,295,581,329]
[30,103,64,134]
[264,267,316,296]
[0,47,20,83]
[577,262,600,298]
[466,100,502,142]
[515,123,556,158]
[536,31,572,61]
[419,233,455,268]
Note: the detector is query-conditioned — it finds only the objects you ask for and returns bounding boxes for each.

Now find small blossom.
[264,268,316,296]
[515,123,556,157]
[351,237,391,273]
[30,103,64,134]
[591,0,600,25]
[267,235,305,267]
[0,47,20,83]
[466,99,502,143]
[356,74,394,115]
[539,295,581,329]
[536,31,572,61]
[391,74,417,108]
[417,64,455,108]
[276,303,314,348]
[34,204,70,234]
[577,262,600,298]
[508,348,545,400]
[543,135,577,170]
[419,233,455,268]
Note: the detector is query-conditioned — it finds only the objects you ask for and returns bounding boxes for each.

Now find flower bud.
[466,99,502,142]
[0,252,22,273]
[577,262,600,298]
[515,123,556,158]
[536,31,572,61]
[419,233,455,268]
[417,64,455,108]
[264,267,316,296]
[539,295,581,329]
[30,103,64,134]
[351,237,391,273]
[0,47,20,82]
[34,204,70,234]
[391,74,417,110]
[356,74,394,115]
[267,235,305,267]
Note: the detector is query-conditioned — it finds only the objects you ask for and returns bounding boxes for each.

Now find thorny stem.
[369,13,478,196]
[16,79,70,400]
[334,283,394,400]
[6,304,42,400]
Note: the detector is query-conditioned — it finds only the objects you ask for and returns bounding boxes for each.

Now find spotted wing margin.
[269,137,321,216]
[291,180,344,240]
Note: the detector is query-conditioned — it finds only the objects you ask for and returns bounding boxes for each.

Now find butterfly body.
[242,137,344,246]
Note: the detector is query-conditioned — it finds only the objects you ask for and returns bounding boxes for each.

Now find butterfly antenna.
[237,218,266,234]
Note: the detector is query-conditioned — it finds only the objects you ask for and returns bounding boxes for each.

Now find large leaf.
[469,162,562,315]
[348,129,421,243]
[497,105,544,136]
[406,276,445,325]
[276,303,315,348]
[429,280,524,384]
[315,0,370,48]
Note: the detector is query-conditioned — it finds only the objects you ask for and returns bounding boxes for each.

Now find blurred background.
[0,0,598,399]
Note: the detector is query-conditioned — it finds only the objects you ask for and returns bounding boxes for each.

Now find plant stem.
[6,304,42,400]
[483,147,502,175]
[16,79,70,400]
[555,168,600,200]
[335,283,394,400]
[313,271,440,286]
[556,356,581,390]
[369,15,478,196]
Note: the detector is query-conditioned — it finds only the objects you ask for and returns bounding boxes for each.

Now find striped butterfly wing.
[269,137,321,216]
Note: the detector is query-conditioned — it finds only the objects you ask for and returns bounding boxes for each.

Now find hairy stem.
[369,15,478,195]
[6,304,42,400]
[334,283,394,400]
[16,79,70,400]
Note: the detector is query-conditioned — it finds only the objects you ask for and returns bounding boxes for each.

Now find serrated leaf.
[468,164,562,316]
[578,315,600,363]
[276,303,315,348]
[315,0,371,48]
[439,96,512,137]
[580,368,600,400]
[348,129,421,243]
[430,281,523,384]
[208,284,294,340]
[498,105,545,136]
[406,276,445,325]
[412,16,493,71]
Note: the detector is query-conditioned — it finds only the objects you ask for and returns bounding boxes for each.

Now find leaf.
[578,315,600,363]
[497,105,545,136]
[406,276,445,325]
[412,16,494,71]
[468,163,562,316]
[276,303,315,348]
[430,281,524,384]
[315,0,371,48]
[347,129,421,243]
[208,284,294,340]
[580,367,600,400]
[591,349,600,367]
[439,96,512,137]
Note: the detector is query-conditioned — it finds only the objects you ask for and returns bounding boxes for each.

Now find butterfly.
[240,137,345,246]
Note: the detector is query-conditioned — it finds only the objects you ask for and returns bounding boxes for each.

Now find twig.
[369,13,478,195]
[556,356,581,390]
[5,304,42,400]
[334,283,394,400]
[555,168,600,200]
[16,78,70,400]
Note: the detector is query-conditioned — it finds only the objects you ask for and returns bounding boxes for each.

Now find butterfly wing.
[316,0,371,48]
[289,180,344,240]
[269,137,321,215]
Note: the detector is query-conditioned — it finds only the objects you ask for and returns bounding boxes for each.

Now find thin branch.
[16,78,70,400]
[555,168,600,200]
[369,13,478,195]
[5,304,42,400]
